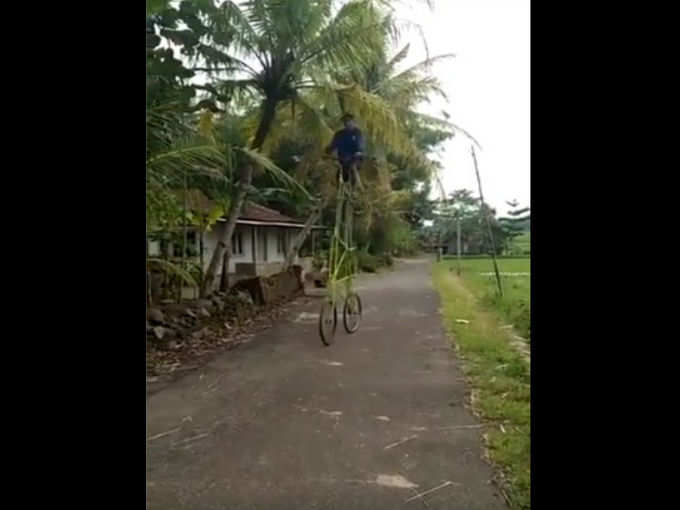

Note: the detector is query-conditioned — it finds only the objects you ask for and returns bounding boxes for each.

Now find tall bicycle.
[318,157,363,346]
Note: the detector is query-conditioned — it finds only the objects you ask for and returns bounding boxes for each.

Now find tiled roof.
[171,189,303,225]
[238,202,303,224]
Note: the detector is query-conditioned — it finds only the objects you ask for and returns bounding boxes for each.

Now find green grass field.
[433,257,530,509]
[445,257,530,340]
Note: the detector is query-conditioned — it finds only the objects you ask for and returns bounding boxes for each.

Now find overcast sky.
[393,0,530,214]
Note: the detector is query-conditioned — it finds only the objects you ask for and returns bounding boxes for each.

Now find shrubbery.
[358,252,379,273]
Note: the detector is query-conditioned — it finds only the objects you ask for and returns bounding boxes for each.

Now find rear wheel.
[319,300,337,346]
[343,293,362,334]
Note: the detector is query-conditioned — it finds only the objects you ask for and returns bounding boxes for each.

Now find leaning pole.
[471,145,503,297]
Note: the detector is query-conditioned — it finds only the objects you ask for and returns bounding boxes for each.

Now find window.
[259,229,268,261]
[299,234,313,257]
[185,231,198,257]
[232,232,243,255]
[172,231,198,257]
[277,229,286,254]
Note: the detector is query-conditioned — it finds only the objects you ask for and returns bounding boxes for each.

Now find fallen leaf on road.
[384,435,418,450]
[404,481,457,502]
[319,410,342,417]
[375,474,418,489]
[147,428,180,441]
[172,433,209,446]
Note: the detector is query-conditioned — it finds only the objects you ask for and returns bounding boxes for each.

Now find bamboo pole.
[471,146,503,297]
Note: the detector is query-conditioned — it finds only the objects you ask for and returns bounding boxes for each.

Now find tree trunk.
[200,98,278,297]
[201,167,251,297]
[220,249,230,291]
[283,204,322,270]
[251,98,278,153]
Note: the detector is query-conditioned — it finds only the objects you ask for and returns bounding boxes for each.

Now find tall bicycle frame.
[318,159,363,345]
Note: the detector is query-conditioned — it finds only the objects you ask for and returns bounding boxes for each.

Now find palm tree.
[197,0,397,295]
[146,101,226,303]
[319,41,455,255]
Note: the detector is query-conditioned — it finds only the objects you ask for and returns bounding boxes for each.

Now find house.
[208,201,314,279]
[148,190,323,294]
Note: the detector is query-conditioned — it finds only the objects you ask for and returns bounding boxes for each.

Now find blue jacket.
[328,127,365,159]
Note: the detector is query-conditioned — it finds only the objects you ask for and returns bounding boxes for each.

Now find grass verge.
[445,258,530,340]
[433,263,530,509]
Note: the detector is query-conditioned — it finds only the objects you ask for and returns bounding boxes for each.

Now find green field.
[433,258,530,509]
[445,257,530,340]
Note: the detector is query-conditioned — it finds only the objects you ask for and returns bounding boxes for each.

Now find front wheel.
[319,300,337,346]
[343,293,362,334]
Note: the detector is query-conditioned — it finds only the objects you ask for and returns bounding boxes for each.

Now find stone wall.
[231,267,304,306]
[147,267,305,350]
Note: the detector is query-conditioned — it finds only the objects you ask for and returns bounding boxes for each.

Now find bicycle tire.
[343,293,362,334]
[319,300,338,346]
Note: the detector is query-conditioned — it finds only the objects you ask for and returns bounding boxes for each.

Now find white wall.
[203,224,254,274]
[268,227,284,263]
[151,223,312,295]
[148,224,303,271]
[255,227,267,262]
[200,224,304,275]
[251,226,301,264]
[148,240,160,257]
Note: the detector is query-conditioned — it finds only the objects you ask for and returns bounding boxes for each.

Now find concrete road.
[147,258,506,509]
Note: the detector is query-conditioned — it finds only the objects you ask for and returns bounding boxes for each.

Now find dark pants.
[338,156,359,186]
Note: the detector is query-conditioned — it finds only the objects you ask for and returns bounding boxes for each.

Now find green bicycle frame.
[326,168,358,308]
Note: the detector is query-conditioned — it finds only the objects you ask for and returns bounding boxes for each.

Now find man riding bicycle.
[325,112,365,187]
